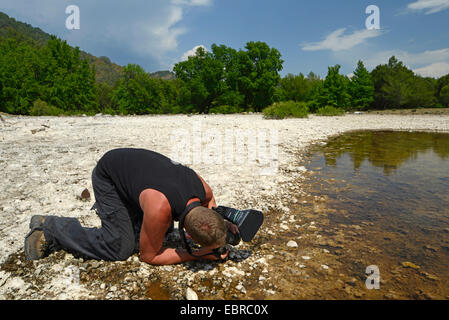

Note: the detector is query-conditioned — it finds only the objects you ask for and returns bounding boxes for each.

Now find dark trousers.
[42,166,141,261]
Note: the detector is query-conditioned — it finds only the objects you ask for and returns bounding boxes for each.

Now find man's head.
[184,206,227,248]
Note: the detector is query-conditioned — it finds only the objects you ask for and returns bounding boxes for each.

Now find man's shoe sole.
[24,229,46,261]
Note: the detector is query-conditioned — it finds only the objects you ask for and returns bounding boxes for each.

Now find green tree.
[440,83,449,107]
[238,41,283,111]
[276,73,311,102]
[173,46,225,113]
[371,56,415,109]
[0,38,41,114]
[349,60,374,110]
[38,36,98,113]
[319,64,351,110]
[407,76,437,108]
[96,82,117,113]
[112,64,162,114]
[437,74,449,106]
[210,44,244,109]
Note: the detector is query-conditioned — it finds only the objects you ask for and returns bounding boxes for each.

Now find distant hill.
[0,11,50,45]
[150,70,176,80]
[0,11,124,85]
[0,11,176,84]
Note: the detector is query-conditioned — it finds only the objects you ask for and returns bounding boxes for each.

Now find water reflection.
[322,131,449,175]
[306,130,449,290]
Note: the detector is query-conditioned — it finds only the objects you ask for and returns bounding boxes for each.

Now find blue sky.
[1,0,449,78]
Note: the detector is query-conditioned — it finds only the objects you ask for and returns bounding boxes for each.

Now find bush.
[29,99,64,116]
[262,101,309,119]
[209,105,243,114]
[316,105,345,116]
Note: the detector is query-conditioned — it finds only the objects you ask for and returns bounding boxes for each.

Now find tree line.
[1,35,449,116]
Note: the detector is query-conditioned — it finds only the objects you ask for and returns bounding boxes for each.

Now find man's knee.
[115,237,136,261]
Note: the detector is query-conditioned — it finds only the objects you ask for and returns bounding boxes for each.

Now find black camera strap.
[178,201,222,259]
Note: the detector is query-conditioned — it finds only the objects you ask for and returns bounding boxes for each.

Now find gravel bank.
[1,113,448,299]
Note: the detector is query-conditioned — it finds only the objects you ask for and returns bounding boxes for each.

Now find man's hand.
[225,220,239,234]
[195,247,229,261]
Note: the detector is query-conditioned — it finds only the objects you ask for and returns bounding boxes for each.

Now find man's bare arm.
[138,196,195,265]
[138,192,222,265]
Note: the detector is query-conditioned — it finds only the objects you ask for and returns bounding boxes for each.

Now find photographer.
[24,148,238,265]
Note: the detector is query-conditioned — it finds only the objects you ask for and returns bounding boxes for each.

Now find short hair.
[184,206,227,247]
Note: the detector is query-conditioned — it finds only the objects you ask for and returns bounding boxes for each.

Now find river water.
[304,130,449,298]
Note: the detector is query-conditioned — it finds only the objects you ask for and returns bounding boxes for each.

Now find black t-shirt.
[95,148,206,221]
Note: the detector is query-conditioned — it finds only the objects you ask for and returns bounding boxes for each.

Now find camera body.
[213,205,264,244]
[178,201,264,259]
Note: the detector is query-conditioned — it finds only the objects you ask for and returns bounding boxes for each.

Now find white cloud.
[0,0,213,70]
[302,28,383,52]
[138,6,186,54]
[414,62,449,78]
[181,45,207,61]
[363,48,449,68]
[357,48,449,78]
[171,0,212,5]
[407,0,449,14]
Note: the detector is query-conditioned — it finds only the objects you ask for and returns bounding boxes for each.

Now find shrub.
[209,105,243,114]
[262,101,309,119]
[29,99,64,116]
[316,105,345,116]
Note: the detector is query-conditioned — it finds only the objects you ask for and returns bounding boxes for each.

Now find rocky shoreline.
[1,113,448,299]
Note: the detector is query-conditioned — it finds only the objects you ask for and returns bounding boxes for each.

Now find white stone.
[236,284,246,294]
[186,287,198,300]
[287,240,298,248]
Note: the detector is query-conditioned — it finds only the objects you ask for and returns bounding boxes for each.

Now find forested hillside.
[0,12,123,85]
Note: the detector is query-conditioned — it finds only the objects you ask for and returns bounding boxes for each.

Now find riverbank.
[1,113,448,299]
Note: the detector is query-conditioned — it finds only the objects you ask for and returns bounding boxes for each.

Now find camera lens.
[226,229,241,246]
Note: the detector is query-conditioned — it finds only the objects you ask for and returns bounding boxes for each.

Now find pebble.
[301,256,311,260]
[287,240,298,248]
[77,188,91,201]
[236,284,246,294]
[346,278,358,287]
[186,287,198,300]
[401,261,420,269]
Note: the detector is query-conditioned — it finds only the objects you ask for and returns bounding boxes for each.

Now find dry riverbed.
[1,113,448,299]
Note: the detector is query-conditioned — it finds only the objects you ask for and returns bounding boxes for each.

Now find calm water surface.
[306,130,449,279]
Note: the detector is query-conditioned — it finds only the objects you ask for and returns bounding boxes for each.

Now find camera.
[213,205,264,242]
[179,202,264,259]
[211,206,264,256]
